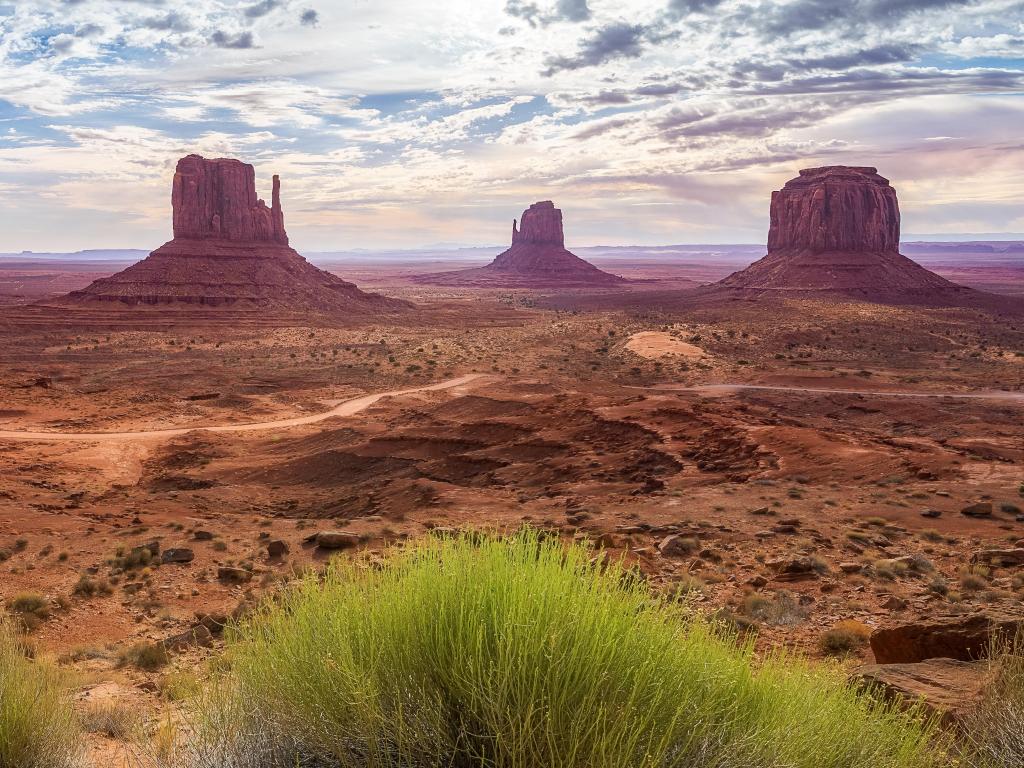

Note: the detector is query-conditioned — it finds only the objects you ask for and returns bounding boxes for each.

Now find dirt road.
[0,374,486,442]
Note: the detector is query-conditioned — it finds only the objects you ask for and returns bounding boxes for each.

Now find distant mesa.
[712,166,977,303]
[58,154,408,313]
[414,201,625,287]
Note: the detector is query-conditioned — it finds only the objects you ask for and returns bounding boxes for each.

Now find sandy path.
[0,373,486,442]
[654,382,1024,401]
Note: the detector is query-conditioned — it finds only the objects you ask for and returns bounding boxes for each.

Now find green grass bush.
[962,635,1024,767]
[0,614,81,768]
[185,529,942,768]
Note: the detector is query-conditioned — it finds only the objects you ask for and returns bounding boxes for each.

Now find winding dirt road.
[0,373,486,442]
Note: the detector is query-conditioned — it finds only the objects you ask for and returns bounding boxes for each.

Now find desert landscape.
[2,154,1023,767]
[3,2,1024,767]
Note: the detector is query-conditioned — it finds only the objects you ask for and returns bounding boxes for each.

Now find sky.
[0,0,1023,251]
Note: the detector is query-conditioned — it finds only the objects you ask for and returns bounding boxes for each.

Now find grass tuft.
[183,529,942,768]
[0,614,81,768]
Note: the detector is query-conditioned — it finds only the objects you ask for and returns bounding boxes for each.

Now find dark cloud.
[542,22,678,76]
[753,0,975,37]
[74,23,103,37]
[555,0,591,22]
[666,0,725,16]
[785,43,921,71]
[505,0,591,27]
[210,30,255,48]
[244,0,282,19]
[300,8,319,26]
[141,12,193,32]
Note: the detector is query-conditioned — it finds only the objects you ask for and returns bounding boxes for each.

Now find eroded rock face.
[512,201,565,247]
[713,165,972,302]
[172,154,288,244]
[870,613,1024,664]
[767,166,900,254]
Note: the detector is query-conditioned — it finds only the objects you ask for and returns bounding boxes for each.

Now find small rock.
[920,509,942,519]
[839,562,863,574]
[310,531,360,550]
[193,530,214,541]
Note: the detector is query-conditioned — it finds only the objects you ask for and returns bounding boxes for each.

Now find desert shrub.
[820,620,873,656]
[117,641,169,671]
[961,635,1024,767]
[0,615,81,767]
[6,592,51,631]
[742,590,809,626]
[182,530,940,768]
[80,700,143,740]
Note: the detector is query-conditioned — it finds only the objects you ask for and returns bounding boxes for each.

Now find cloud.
[299,8,319,26]
[210,30,256,49]
[505,0,590,27]
[667,0,725,16]
[244,0,283,20]
[140,12,193,32]
[542,21,678,75]
[555,0,591,22]
[751,0,976,37]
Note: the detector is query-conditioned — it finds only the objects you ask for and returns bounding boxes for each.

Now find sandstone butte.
[713,166,977,303]
[60,154,408,313]
[414,201,625,287]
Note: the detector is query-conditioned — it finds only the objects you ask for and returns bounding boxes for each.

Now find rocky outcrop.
[171,155,288,244]
[60,154,408,314]
[870,613,1024,664]
[415,201,624,287]
[712,165,981,305]
[854,658,986,725]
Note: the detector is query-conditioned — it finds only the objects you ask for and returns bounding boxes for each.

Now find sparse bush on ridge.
[181,529,942,768]
[0,614,81,768]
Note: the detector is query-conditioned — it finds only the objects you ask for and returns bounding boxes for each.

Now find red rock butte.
[714,166,973,303]
[415,201,624,287]
[59,154,408,314]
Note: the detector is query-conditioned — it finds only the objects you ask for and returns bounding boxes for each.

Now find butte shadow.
[46,154,410,318]
[413,201,626,288]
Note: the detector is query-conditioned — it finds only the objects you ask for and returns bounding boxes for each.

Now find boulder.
[971,548,1024,567]
[266,539,289,559]
[161,548,194,564]
[870,613,1024,664]
[854,658,987,724]
[766,556,818,581]
[961,502,994,518]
